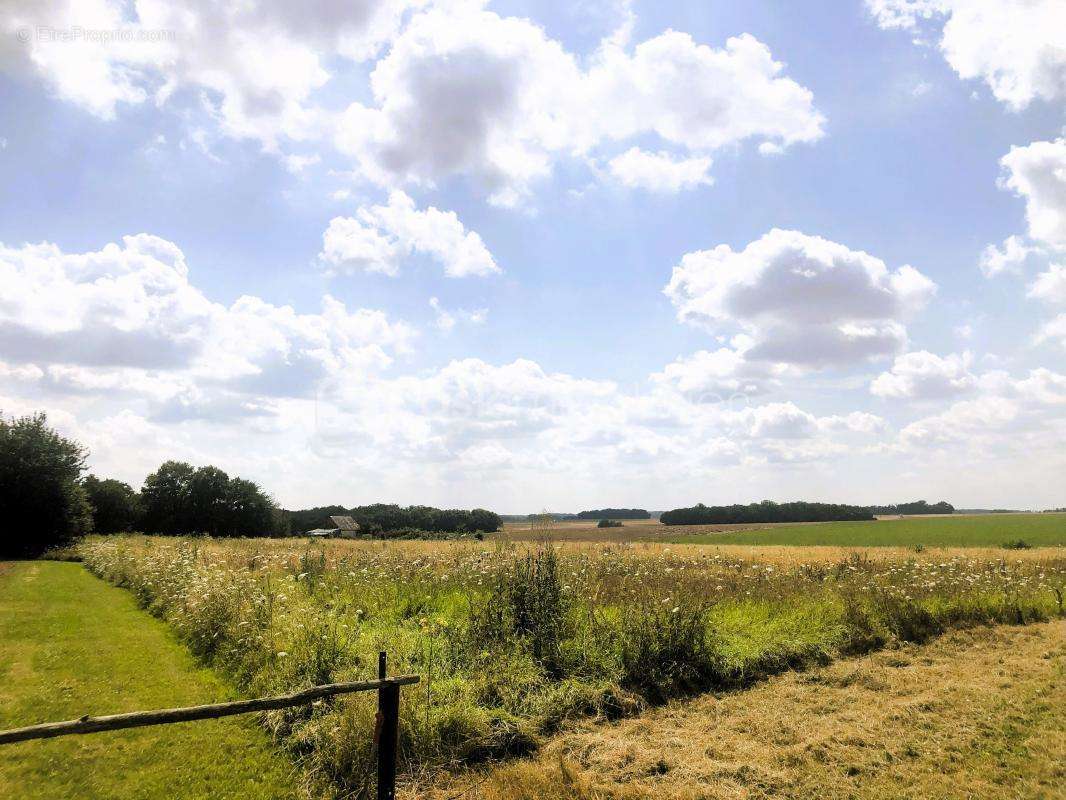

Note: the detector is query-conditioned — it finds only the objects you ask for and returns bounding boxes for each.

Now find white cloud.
[335,9,824,204]
[0,234,415,411]
[978,234,1037,277]
[898,366,1066,459]
[818,411,888,434]
[1028,263,1066,305]
[999,138,1066,250]
[283,153,321,174]
[736,401,818,439]
[1035,313,1066,350]
[606,148,713,193]
[664,229,936,368]
[870,350,975,399]
[649,337,789,400]
[900,395,1018,447]
[429,297,487,332]
[0,0,424,145]
[320,190,499,277]
[866,1,1066,111]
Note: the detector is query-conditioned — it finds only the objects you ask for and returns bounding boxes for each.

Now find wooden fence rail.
[0,651,419,800]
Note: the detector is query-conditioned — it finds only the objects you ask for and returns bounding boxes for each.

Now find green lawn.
[662,512,1066,548]
[0,561,303,800]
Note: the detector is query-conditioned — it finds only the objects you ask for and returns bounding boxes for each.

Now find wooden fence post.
[376,651,400,800]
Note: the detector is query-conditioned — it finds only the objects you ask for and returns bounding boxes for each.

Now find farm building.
[303,516,362,538]
[330,515,361,538]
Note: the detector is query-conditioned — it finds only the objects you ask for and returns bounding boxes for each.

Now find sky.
[0,0,1064,512]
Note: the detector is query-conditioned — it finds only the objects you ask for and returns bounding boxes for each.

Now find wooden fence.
[0,651,418,800]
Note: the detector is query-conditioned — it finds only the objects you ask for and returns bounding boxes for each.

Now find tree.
[188,465,231,536]
[0,412,92,558]
[469,508,502,532]
[226,478,276,537]
[83,475,142,533]
[141,461,195,535]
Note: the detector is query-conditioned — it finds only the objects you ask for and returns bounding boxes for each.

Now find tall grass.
[77,536,1066,797]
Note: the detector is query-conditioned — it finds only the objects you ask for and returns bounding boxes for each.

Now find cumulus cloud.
[335,9,824,204]
[0,0,423,145]
[866,1,1066,111]
[664,229,936,368]
[900,395,1018,447]
[870,350,975,399]
[978,234,1037,277]
[3,2,824,200]
[1035,313,1066,350]
[0,234,415,413]
[1029,263,1066,305]
[649,337,789,400]
[999,138,1066,250]
[607,148,713,193]
[898,366,1066,457]
[320,190,498,277]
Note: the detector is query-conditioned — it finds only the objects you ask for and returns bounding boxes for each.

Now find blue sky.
[1,0,1064,511]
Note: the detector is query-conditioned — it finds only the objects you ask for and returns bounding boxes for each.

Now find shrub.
[1002,539,1032,550]
[619,601,718,700]
[597,519,623,528]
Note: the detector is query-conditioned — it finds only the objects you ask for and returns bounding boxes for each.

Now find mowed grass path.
[663,513,1066,548]
[0,561,302,800]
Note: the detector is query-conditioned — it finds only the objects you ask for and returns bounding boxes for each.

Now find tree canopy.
[141,461,279,537]
[0,412,93,558]
[83,475,142,534]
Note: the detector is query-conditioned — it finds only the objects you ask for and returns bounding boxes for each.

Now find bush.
[597,519,623,528]
[619,601,718,700]
[1002,539,1032,550]
[0,412,92,558]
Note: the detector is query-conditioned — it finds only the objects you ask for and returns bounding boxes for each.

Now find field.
[60,532,1066,798]
[0,561,300,799]
[501,512,1066,548]
[662,513,1066,548]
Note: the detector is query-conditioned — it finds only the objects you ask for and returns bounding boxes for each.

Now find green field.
[663,512,1066,547]
[0,561,301,800]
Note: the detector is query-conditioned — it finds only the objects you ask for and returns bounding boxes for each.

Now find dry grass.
[424,620,1066,800]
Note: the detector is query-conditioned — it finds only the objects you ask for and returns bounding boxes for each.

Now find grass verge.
[0,561,303,800]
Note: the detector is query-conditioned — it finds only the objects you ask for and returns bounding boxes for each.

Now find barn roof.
[328,515,360,531]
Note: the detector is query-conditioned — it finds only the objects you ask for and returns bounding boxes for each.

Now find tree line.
[866,500,954,515]
[288,503,502,535]
[1,412,281,557]
[660,501,876,525]
[576,508,650,520]
[2,412,505,558]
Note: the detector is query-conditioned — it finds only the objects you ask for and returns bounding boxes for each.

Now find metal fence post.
[376,651,400,800]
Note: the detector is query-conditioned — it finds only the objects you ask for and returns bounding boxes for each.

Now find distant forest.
[867,500,954,515]
[288,504,502,535]
[660,501,876,525]
[660,499,956,525]
[576,508,651,520]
